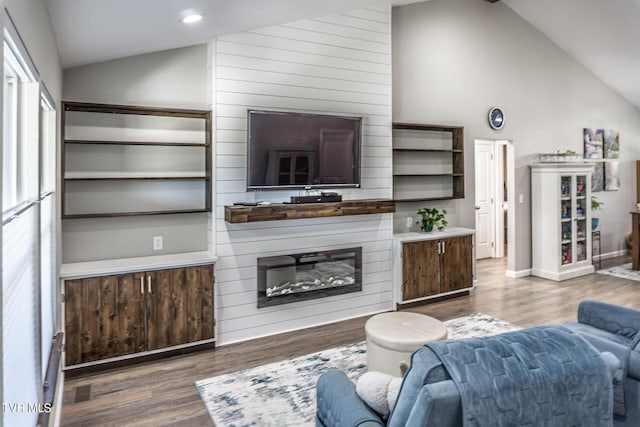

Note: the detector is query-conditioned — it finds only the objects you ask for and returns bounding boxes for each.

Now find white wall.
[63,45,208,110]
[5,0,62,101]
[62,45,210,262]
[392,0,640,272]
[213,7,393,345]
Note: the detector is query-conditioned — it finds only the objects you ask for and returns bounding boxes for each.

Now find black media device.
[290,195,342,204]
[246,110,362,191]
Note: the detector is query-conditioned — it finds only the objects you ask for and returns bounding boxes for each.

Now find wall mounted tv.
[247,110,362,190]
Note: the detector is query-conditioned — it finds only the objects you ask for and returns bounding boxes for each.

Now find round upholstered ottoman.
[365,312,448,377]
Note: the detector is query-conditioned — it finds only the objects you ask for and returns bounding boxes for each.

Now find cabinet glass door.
[560,176,572,265]
[575,175,588,262]
[560,174,589,267]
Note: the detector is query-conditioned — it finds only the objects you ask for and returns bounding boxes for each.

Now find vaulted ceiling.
[44,0,419,68]
[44,0,640,110]
[504,0,640,111]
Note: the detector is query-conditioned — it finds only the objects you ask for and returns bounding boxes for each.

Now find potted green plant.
[417,208,448,232]
[591,196,604,230]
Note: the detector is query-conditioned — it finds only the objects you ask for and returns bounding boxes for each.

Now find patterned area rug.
[598,263,640,282]
[195,313,518,427]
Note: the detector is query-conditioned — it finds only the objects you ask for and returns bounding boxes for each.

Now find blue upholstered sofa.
[563,300,640,425]
[316,300,640,426]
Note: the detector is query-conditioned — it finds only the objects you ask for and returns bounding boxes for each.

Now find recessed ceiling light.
[182,13,203,24]
[179,9,203,24]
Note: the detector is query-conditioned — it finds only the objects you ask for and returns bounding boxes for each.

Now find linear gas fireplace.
[257,247,362,308]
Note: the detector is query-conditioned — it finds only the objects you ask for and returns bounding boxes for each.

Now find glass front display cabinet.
[531,163,594,281]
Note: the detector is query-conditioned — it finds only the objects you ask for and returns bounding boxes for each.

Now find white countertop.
[394,227,475,243]
[60,251,217,279]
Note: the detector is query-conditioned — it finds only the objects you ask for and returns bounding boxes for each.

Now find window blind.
[2,204,40,427]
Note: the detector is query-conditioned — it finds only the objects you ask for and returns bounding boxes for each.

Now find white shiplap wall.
[213,7,393,345]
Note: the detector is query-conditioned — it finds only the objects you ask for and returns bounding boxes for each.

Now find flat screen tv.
[247,110,362,190]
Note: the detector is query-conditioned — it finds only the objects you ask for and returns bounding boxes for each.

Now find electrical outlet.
[406,217,413,228]
[153,236,163,251]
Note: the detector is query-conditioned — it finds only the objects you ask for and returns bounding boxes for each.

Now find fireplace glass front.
[257,247,362,308]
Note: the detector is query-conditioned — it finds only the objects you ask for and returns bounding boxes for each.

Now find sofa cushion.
[355,371,402,417]
[564,321,633,347]
[563,322,640,378]
[578,299,640,340]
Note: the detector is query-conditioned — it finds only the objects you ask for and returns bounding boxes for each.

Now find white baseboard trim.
[507,250,626,279]
[594,249,627,261]
[505,269,531,278]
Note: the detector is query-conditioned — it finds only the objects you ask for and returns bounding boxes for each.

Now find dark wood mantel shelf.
[224,199,396,223]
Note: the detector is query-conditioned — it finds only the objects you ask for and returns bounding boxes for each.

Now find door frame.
[474,139,515,273]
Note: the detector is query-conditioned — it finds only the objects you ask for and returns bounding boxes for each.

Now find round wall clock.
[488,107,505,130]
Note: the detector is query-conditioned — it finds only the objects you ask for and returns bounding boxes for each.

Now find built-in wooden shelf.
[224,199,396,223]
[393,148,463,153]
[394,196,457,203]
[392,122,464,202]
[64,176,209,181]
[62,101,212,219]
[64,139,209,147]
[63,101,208,119]
[63,209,209,220]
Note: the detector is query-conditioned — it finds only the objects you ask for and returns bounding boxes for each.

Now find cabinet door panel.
[186,266,204,343]
[97,275,118,360]
[143,271,161,350]
[65,274,144,365]
[170,268,188,346]
[200,265,215,340]
[115,273,145,357]
[184,265,216,342]
[64,279,84,366]
[147,265,214,350]
[402,240,440,300]
[440,236,473,293]
[147,268,186,350]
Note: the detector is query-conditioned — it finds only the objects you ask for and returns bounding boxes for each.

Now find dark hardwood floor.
[61,255,639,426]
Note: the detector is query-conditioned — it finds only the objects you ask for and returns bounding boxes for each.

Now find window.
[40,92,55,192]
[2,14,51,427]
[2,50,19,211]
[40,90,56,379]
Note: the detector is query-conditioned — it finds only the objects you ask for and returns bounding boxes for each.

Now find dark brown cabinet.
[399,234,473,303]
[64,264,214,366]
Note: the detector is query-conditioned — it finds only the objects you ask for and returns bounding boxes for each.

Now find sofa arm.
[316,370,384,427]
[578,300,640,340]
[390,380,461,427]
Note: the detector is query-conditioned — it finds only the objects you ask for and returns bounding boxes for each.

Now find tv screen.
[247,110,362,190]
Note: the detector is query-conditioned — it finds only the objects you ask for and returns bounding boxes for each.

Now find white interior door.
[475,140,495,259]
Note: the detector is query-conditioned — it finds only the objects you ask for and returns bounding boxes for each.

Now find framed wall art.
[591,162,604,192]
[604,160,620,191]
[603,129,619,159]
[584,128,604,159]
